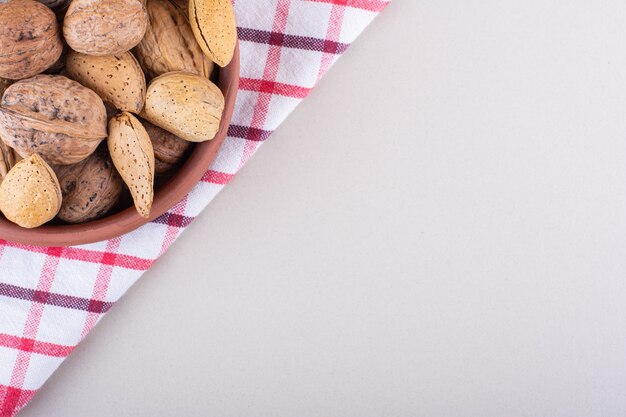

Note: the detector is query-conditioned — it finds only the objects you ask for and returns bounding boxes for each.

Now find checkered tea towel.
[0,0,390,415]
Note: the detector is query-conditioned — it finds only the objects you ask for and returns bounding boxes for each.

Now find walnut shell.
[141,71,224,142]
[55,150,123,224]
[64,0,149,56]
[0,0,64,80]
[66,51,146,113]
[38,0,72,10]
[43,43,70,75]
[0,79,12,96]
[154,158,175,174]
[0,140,17,181]
[0,75,108,165]
[141,118,192,174]
[134,0,215,80]
[0,153,62,228]
[108,112,155,218]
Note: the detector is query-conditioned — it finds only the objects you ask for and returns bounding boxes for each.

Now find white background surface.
[20,1,626,416]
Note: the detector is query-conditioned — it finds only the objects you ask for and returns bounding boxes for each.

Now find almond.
[108,112,155,218]
[189,0,237,67]
[0,154,62,228]
[141,71,224,142]
[66,51,147,113]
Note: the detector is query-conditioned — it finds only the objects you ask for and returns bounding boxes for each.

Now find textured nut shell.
[0,75,108,165]
[142,71,224,142]
[55,150,123,223]
[0,140,16,181]
[66,51,146,113]
[189,0,237,67]
[141,118,192,173]
[0,0,64,80]
[43,44,69,75]
[38,0,72,10]
[0,154,62,228]
[64,0,149,56]
[108,112,155,218]
[0,79,12,96]
[135,0,215,80]
[154,158,175,174]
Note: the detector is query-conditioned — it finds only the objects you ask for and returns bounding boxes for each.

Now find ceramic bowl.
[0,43,240,247]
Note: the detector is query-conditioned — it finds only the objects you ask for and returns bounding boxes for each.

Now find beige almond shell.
[134,0,215,80]
[0,0,64,80]
[66,51,147,113]
[141,118,192,173]
[189,0,237,67]
[0,75,108,165]
[55,150,124,224]
[141,71,224,142]
[108,112,155,218]
[0,154,62,229]
[64,0,149,56]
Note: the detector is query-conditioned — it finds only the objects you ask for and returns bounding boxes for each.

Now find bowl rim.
[0,42,240,247]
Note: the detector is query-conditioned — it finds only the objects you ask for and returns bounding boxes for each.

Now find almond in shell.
[189,0,237,67]
[108,112,155,218]
[66,51,146,113]
[0,154,62,228]
[141,71,224,142]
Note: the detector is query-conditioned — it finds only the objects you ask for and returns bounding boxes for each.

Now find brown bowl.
[0,42,240,247]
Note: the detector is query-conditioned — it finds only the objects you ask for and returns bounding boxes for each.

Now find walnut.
[55,150,124,223]
[63,0,149,56]
[0,75,108,165]
[141,118,192,174]
[135,0,214,80]
[0,0,64,80]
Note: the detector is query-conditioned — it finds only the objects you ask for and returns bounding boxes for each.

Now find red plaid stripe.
[201,169,235,185]
[237,0,293,170]
[0,1,391,415]
[79,238,121,339]
[239,78,311,99]
[0,387,34,417]
[1,251,61,416]
[0,334,73,358]
[307,0,388,12]
[1,240,154,271]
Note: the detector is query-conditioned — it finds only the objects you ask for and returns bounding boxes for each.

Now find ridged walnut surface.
[0,75,108,165]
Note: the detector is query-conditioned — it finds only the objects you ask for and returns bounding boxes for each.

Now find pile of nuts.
[0,0,236,228]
